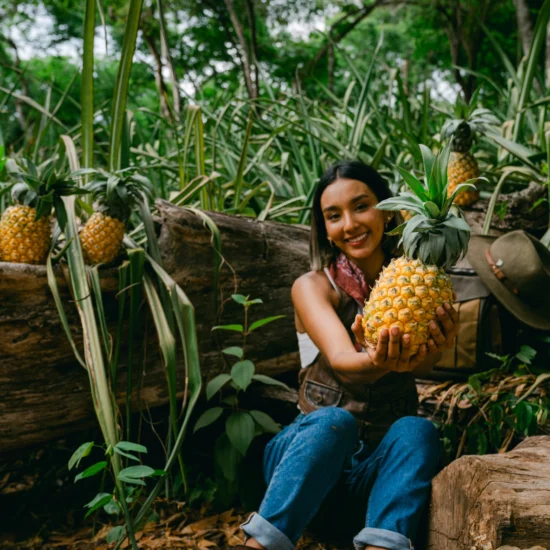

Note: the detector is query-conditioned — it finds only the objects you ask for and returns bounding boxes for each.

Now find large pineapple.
[80,170,153,264]
[441,93,498,207]
[362,142,479,355]
[0,159,81,264]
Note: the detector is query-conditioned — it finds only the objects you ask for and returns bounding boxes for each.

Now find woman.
[235,161,459,550]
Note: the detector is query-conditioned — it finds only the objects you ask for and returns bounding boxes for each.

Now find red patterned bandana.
[328,253,371,307]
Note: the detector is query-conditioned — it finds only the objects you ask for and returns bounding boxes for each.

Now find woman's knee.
[301,407,359,447]
[388,416,441,455]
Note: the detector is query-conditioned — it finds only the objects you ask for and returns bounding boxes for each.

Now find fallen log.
[463,181,548,237]
[427,436,550,550]
[0,201,308,455]
[1,188,547,455]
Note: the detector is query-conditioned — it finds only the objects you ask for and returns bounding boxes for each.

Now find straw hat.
[466,230,550,330]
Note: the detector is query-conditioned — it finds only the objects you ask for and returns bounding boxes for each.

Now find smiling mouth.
[345,232,369,244]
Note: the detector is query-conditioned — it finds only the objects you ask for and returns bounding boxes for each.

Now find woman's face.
[320,178,388,262]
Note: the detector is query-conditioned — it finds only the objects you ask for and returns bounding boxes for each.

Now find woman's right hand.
[352,314,427,373]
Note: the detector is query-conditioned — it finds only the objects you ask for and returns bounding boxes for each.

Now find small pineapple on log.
[0,159,83,264]
[80,170,153,264]
[441,93,498,207]
[362,142,479,355]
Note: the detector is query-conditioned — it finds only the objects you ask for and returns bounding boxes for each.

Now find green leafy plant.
[68,440,164,544]
[194,294,288,492]
[436,336,550,461]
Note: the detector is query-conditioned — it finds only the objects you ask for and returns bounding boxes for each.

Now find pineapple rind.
[80,212,126,265]
[0,205,51,264]
[447,151,480,207]
[362,257,452,355]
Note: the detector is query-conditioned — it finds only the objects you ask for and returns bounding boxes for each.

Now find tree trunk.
[462,181,548,237]
[513,0,534,58]
[143,29,171,119]
[223,0,257,99]
[0,201,308,455]
[157,0,181,118]
[427,436,550,549]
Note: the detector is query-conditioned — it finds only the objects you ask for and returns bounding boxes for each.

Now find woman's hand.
[351,301,459,373]
[351,317,428,373]
[426,302,459,354]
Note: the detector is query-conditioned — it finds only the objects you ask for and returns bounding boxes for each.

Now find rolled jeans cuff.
[353,527,412,550]
[240,512,294,550]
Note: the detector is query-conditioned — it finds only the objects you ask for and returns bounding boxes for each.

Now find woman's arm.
[292,272,423,385]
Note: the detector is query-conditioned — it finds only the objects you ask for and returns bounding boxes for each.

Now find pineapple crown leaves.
[6,158,88,224]
[376,141,484,269]
[440,88,500,142]
[84,168,154,222]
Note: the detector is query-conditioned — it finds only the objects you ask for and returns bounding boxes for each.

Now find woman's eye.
[328,214,340,221]
[356,203,369,211]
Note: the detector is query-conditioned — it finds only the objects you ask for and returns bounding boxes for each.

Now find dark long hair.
[309,160,401,271]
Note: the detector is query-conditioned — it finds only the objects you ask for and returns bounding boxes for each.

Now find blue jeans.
[241,407,441,550]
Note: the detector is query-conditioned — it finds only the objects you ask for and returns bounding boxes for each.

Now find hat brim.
[466,235,550,331]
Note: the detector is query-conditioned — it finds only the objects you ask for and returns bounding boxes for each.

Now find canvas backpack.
[430,263,503,380]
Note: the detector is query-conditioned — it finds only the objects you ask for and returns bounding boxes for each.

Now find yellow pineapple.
[0,159,82,264]
[447,149,479,206]
[441,93,498,207]
[362,141,478,354]
[80,171,153,264]
[0,204,51,264]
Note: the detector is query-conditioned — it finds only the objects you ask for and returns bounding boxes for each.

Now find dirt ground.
[1,501,353,549]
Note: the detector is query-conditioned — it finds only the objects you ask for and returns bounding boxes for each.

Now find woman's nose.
[343,211,358,232]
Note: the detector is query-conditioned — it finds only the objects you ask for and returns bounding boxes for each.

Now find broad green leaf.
[211,324,244,333]
[248,315,286,332]
[194,407,224,432]
[226,411,255,456]
[84,493,112,518]
[516,345,537,365]
[215,434,240,481]
[115,441,148,454]
[113,448,139,462]
[74,461,107,483]
[231,294,248,305]
[207,374,232,400]
[250,410,281,434]
[251,375,290,390]
[104,499,121,515]
[106,526,126,544]
[231,360,255,391]
[117,475,146,486]
[68,441,94,471]
[222,347,244,359]
[468,375,482,396]
[118,465,155,479]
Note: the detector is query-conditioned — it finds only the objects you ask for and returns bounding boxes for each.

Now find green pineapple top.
[376,142,483,270]
[441,89,499,153]
[85,169,154,223]
[6,158,86,227]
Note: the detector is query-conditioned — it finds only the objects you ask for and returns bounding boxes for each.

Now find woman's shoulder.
[293,269,330,291]
[292,269,339,306]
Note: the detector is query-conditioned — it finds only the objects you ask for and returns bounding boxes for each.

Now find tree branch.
[223,0,257,98]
